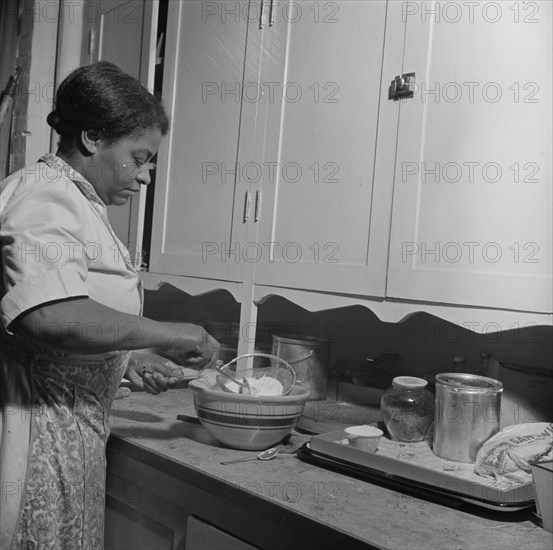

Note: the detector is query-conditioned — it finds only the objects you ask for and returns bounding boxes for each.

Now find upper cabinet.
[149,0,265,282]
[145,0,552,322]
[386,0,552,313]
[252,0,393,297]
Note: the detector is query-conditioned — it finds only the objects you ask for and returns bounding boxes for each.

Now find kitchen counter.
[106,389,552,550]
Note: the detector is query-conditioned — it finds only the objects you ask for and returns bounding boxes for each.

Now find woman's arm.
[14,297,218,366]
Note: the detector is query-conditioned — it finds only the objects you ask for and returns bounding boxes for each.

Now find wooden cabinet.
[149,0,399,297]
[142,0,552,327]
[104,495,258,550]
[104,448,260,550]
[253,0,392,296]
[185,517,258,550]
[149,0,264,283]
[103,437,355,550]
[104,493,185,550]
[386,0,552,313]
[148,0,402,296]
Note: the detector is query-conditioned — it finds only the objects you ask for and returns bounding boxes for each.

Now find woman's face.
[87,128,163,206]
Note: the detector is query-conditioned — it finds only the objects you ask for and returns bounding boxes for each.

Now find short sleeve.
[0,171,90,328]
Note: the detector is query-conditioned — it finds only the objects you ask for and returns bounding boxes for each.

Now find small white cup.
[345,425,383,453]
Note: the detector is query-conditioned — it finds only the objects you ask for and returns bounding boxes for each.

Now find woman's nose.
[137,169,151,186]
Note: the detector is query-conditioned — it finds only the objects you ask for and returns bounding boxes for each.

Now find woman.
[0,61,219,550]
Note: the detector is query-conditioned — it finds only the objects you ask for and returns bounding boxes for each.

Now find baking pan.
[297,430,535,512]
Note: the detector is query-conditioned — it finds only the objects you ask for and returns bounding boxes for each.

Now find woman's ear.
[80,129,101,154]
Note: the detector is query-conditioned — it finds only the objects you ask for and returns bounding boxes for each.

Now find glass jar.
[380,376,435,442]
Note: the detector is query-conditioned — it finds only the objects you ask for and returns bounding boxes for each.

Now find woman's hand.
[159,323,220,369]
[125,352,196,395]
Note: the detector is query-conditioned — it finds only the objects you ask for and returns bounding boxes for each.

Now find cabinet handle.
[269,0,274,27]
[243,191,251,222]
[88,30,95,54]
[254,190,262,222]
[389,72,416,101]
[259,0,264,29]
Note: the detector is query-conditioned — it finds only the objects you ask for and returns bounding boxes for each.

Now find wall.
[143,285,553,378]
[1,1,89,175]
[0,0,20,178]
[9,0,59,170]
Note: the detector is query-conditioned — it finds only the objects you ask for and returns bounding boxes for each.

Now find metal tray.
[298,430,535,512]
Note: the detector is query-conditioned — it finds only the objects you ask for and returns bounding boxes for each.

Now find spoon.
[212,361,253,395]
[220,447,280,465]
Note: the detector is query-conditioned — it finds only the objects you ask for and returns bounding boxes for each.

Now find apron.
[0,153,143,549]
[2,345,131,550]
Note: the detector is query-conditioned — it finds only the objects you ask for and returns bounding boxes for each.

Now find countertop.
[107,388,553,550]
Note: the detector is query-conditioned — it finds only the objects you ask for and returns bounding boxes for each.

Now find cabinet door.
[105,495,183,550]
[185,516,258,550]
[84,0,158,260]
[386,0,552,313]
[104,470,188,550]
[149,0,263,282]
[252,0,392,295]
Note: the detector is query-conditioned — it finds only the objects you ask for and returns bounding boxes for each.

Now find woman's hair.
[47,61,170,151]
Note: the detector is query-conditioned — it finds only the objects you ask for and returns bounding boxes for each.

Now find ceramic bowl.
[344,425,383,453]
[189,372,311,450]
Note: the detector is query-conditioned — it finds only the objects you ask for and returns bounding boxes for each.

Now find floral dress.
[0,155,143,549]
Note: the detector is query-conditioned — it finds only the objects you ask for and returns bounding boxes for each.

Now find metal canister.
[433,373,503,463]
[271,335,331,401]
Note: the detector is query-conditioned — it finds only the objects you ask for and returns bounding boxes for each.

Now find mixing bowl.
[216,353,297,396]
[188,372,311,450]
